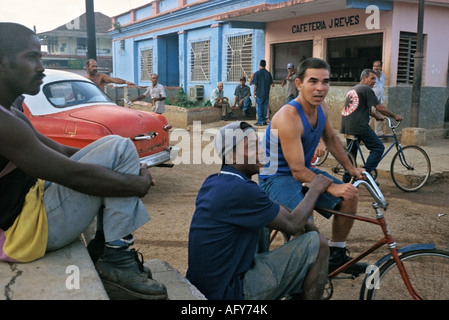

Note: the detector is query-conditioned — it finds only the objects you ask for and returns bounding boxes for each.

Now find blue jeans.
[240,97,252,116]
[347,129,385,173]
[259,168,343,219]
[44,135,150,251]
[256,97,269,124]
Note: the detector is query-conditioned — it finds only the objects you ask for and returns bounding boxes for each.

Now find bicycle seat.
[344,134,357,140]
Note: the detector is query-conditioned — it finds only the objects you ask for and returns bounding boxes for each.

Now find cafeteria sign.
[292,15,360,33]
[291,5,380,33]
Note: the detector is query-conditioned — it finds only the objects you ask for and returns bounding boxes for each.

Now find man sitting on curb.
[211,82,236,121]
[0,22,166,300]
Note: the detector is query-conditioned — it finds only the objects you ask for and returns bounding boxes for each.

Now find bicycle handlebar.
[384,117,401,130]
[353,171,388,209]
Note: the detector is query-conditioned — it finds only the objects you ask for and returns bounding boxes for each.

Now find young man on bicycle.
[187,121,332,300]
[258,58,367,275]
[341,69,403,183]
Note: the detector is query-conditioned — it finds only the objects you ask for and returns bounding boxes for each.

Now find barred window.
[140,49,153,81]
[397,32,417,85]
[190,40,210,82]
[225,33,253,82]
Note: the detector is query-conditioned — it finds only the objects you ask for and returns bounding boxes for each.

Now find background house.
[39,12,113,75]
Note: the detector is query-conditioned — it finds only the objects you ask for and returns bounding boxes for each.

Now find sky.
[0,0,152,33]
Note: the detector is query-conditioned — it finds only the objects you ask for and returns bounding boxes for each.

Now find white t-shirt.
[143,83,166,113]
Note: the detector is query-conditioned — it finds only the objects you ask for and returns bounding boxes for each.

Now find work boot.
[328,247,369,276]
[87,231,152,278]
[96,247,167,300]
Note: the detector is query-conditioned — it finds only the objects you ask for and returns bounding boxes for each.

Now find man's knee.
[317,234,329,260]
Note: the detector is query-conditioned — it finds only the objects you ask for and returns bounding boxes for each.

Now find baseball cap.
[214,121,255,158]
[287,63,294,69]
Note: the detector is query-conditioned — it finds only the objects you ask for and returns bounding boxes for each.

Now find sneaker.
[222,116,227,121]
[88,231,152,278]
[254,122,263,126]
[96,247,167,300]
[328,247,368,276]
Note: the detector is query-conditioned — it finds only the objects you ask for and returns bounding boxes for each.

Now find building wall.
[111,1,266,105]
[264,3,448,130]
[110,0,449,130]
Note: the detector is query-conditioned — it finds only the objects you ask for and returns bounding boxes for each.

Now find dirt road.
[134,125,449,300]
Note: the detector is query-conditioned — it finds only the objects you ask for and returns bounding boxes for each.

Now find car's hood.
[68,105,165,137]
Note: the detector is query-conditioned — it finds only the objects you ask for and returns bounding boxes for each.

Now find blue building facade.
[109,0,267,103]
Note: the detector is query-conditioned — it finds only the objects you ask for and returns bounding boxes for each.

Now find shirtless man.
[0,22,165,300]
[85,58,135,91]
[259,58,367,274]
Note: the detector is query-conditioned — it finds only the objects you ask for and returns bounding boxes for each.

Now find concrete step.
[0,238,205,300]
[0,237,108,300]
[145,259,206,300]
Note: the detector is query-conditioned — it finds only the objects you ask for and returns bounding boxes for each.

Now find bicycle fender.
[373,243,436,267]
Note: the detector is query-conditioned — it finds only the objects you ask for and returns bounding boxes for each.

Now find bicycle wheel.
[329,152,356,181]
[365,249,449,300]
[390,145,431,192]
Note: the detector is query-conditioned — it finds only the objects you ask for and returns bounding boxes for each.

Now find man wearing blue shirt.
[186,121,332,300]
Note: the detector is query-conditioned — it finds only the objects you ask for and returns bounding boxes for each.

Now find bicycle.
[330,117,431,192]
[270,172,449,300]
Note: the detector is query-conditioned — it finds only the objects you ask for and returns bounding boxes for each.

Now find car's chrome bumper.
[139,146,179,167]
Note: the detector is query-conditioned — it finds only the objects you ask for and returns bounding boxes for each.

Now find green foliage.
[167,86,209,109]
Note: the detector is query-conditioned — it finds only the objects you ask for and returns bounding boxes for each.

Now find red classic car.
[19,69,177,167]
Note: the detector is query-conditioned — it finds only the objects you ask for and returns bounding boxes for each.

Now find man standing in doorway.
[252,60,273,126]
[85,59,135,91]
[281,63,298,104]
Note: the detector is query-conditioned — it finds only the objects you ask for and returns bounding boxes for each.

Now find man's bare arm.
[13,109,79,157]
[0,112,151,198]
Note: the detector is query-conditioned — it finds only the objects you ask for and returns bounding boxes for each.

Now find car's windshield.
[43,80,112,108]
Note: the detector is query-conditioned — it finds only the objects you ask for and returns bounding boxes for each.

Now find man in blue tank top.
[259,58,368,274]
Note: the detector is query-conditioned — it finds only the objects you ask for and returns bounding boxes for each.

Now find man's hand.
[313,141,326,158]
[138,163,154,197]
[303,174,333,194]
[327,182,358,201]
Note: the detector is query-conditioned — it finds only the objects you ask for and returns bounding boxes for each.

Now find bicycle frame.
[316,172,424,300]
[349,118,415,171]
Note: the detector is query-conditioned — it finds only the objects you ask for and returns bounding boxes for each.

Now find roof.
[38,12,112,36]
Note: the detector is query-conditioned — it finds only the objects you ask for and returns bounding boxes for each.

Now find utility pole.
[410,0,425,127]
[85,0,97,61]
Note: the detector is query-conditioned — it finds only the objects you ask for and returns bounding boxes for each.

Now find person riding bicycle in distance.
[186,121,332,300]
[341,69,403,183]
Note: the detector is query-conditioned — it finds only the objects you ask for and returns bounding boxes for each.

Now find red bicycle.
[270,172,449,300]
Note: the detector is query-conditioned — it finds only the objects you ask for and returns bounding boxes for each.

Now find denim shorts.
[259,167,343,219]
